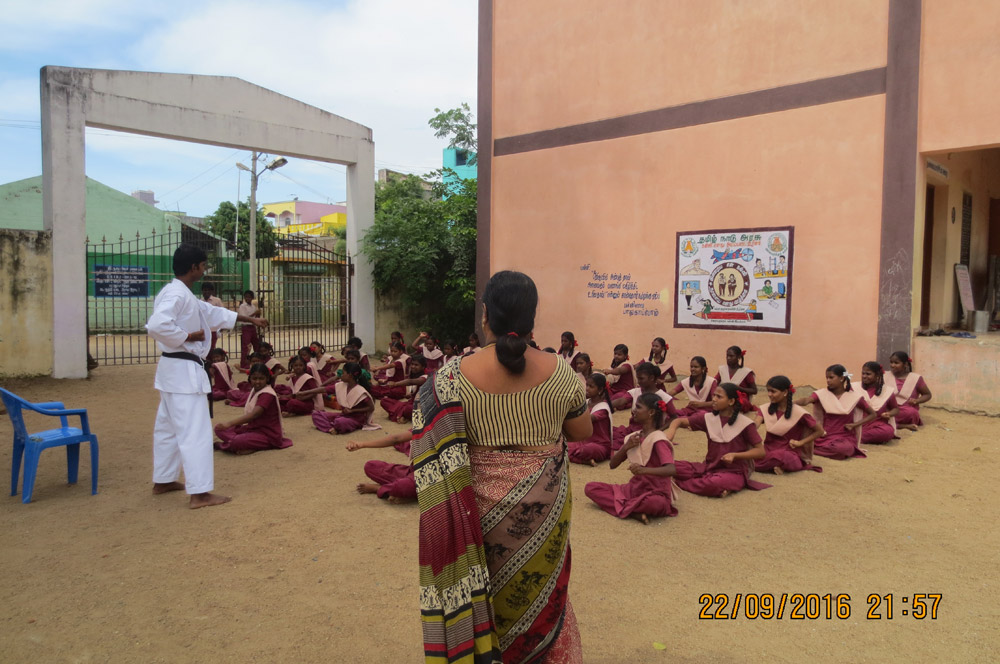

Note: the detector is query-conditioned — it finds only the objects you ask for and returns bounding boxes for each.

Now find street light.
[236,152,288,290]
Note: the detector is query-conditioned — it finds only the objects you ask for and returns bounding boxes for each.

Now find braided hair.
[611,344,629,369]
[342,361,372,394]
[560,331,576,357]
[727,345,745,368]
[827,364,852,392]
[648,337,668,364]
[691,355,708,390]
[636,392,668,429]
[890,350,913,373]
[589,373,614,413]
[715,382,743,425]
[766,375,794,419]
[248,362,274,386]
[863,361,885,396]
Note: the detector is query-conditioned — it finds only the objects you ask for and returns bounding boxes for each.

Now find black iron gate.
[254,235,352,361]
[86,226,352,366]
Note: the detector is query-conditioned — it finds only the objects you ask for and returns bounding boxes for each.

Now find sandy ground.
[1,364,998,664]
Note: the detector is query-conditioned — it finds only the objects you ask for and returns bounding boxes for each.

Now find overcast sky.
[0,0,477,216]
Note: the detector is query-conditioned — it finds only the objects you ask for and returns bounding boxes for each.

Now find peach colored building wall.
[492,97,886,386]
[485,1,898,387]
[918,0,1000,153]
[493,0,889,138]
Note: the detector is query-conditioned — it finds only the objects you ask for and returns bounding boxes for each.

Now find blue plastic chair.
[1,387,99,504]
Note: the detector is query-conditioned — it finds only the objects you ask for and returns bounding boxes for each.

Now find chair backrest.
[0,388,29,444]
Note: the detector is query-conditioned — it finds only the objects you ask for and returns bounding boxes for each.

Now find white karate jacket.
[146,279,239,394]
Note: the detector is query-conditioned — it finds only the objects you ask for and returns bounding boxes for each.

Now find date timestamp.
[698,593,942,620]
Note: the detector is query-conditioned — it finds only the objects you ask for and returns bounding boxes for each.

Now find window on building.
[454,150,468,166]
[961,192,973,266]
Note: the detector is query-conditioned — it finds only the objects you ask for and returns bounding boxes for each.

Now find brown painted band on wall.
[495,67,887,156]
[475,0,493,329]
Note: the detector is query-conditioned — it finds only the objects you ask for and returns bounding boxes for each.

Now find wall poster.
[674,226,793,333]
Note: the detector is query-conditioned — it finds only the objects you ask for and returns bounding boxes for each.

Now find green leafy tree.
[321,224,348,256]
[204,198,279,260]
[363,106,478,340]
[429,103,477,165]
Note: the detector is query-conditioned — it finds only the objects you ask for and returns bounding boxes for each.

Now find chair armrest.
[29,405,90,432]
[33,401,66,410]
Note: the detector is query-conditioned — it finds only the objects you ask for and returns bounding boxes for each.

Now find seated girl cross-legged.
[311,362,380,434]
[213,363,293,454]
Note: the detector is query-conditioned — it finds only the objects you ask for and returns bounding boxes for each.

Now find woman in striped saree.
[412,271,592,664]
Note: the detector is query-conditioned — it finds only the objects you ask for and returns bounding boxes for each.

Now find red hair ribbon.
[507,331,518,337]
[741,349,747,356]
[664,343,669,350]
[625,355,630,361]
[736,391,750,411]
[907,356,913,363]
[656,400,668,413]
[573,340,579,347]
[789,386,796,394]
[878,364,884,372]
[589,361,594,368]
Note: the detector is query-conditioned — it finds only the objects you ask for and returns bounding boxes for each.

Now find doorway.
[920,185,935,327]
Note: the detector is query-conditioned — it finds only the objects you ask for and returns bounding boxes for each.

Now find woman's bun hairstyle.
[483,270,538,374]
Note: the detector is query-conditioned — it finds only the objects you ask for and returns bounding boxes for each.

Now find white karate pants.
[152,391,214,494]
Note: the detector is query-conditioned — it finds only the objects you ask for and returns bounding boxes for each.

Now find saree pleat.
[413,359,576,664]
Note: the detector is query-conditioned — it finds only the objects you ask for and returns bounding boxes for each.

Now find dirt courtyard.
[1,363,998,663]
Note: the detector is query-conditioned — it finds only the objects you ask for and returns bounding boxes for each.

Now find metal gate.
[86,226,352,366]
[255,235,352,361]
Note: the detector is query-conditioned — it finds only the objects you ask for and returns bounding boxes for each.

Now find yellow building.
[262,199,346,236]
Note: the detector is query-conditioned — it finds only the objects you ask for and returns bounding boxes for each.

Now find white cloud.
[133,0,478,172]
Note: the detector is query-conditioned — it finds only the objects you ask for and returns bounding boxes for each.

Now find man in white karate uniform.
[146,244,267,509]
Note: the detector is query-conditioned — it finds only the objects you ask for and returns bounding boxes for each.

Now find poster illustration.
[674,226,793,333]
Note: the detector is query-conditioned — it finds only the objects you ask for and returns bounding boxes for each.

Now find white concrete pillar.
[346,142,376,348]
[41,66,88,378]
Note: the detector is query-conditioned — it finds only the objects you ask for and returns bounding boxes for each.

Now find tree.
[204,198,279,260]
[362,105,478,341]
[321,224,348,256]
[429,103,477,164]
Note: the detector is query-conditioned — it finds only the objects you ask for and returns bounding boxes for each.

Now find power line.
[158,149,243,199]
[270,169,338,203]
[171,165,239,207]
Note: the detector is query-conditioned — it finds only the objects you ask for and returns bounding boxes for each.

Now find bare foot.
[632,513,649,525]
[773,467,784,475]
[589,459,597,467]
[152,481,185,494]
[189,492,232,509]
[720,490,730,498]
[901,423,918,431]
[357,483,378,495]
[387,495,416,504]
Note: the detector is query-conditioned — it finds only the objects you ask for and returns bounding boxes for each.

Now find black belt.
[162,352,214,416]
[162,351,205,365]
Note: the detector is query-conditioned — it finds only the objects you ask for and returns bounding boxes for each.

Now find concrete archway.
[41,66,374,378]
